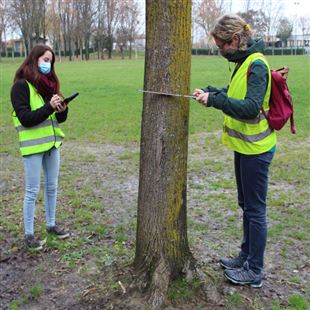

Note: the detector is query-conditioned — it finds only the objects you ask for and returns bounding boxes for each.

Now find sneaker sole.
[224,272,263,288]
[56,233,70,239]
[47,231,70,239]
[25,238,46,251]
[220,262,243,270]
[26,245,43,251]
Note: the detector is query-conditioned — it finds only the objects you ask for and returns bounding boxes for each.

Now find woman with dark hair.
[11,44,70,251]
[193,15,276,288]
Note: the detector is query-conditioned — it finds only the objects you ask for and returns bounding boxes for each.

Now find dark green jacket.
[204,39,269,119]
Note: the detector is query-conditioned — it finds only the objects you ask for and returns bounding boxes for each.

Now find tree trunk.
[135,1,194,308]
[107,34,113,59]
[129,40,132,59]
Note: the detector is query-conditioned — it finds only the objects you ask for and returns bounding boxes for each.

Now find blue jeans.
[22,147,60,235]
[234,150,274,274]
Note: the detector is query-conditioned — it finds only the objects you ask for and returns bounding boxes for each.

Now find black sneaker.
[46,225,70,239]
[220,255,246,269]
[224,265,262,288]
[25,235,46,251]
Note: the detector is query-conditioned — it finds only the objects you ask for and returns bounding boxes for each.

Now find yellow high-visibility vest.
[222,52,276,154]
[12,81,65,156]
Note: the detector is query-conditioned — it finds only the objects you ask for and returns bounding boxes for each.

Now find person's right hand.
[49,94,65,112]
[192,89,204,98]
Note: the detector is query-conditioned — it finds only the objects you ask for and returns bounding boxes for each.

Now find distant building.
[12,38,25,54]
[287,33,310,48]
[1,37,49,56]
[264,35,281,48]
[134,34,145,49]
[264,33,310,51]
[1,38,25,56]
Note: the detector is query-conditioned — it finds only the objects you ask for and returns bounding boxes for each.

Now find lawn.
[1,55,309,147]
[0,55,309,309]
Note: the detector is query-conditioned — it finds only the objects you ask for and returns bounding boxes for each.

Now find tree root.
[129,266,149,293]
[148,258,170,309]
[194,265,223,306]
[132,256,223,309]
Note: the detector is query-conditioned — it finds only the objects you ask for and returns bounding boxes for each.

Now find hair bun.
[244,24,251,31]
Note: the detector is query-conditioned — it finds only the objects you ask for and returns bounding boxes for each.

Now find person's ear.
[232,34,240,44]
[231,34,240,48]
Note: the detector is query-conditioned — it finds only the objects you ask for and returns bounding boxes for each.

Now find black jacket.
[205,39,269,119]
[11,79,68,127]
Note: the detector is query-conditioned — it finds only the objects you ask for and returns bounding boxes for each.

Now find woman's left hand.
[57,102,67,113]
[50,94,67,113]
[196,92,209,107]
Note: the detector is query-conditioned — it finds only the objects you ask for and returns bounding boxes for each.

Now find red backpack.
[248,66,296,134]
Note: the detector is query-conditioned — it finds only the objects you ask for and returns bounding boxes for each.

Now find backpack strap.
[290,112,296,134]
[246,60,268,116]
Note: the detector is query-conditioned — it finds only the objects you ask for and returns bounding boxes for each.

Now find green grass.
[288,294,309,309]
[225,293,244,310]
[8,283,44,310]
[168,277,202,303]
[1,55,309,150]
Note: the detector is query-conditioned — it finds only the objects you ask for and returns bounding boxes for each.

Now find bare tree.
[238,10,268,38]
[32,0,47,42]
[46,0,62,59]
[9,1,32,54]
[115,27,128,59]
[261,0,283,51]
[298,16,310,47]
[276,17,293,47]
[104,0,120,59]
[58,0,76,61]
[243,0,252,12]
[74,0,95,60]
[0,0,9,58]
[193,0,223,45]
[94,0,106,59]
[116,0,140,59]
[9,0,47,54]
[135,1,195,308]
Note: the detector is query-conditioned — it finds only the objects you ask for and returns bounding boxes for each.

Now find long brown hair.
[13,44,60,94]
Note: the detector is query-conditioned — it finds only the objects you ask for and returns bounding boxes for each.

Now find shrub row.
[192,48,307,56]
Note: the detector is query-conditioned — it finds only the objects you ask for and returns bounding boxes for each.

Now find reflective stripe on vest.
[19,136,63,147]
[224,125,273,142]
[12,81,65,156]
[15,119,60,132]
[222,53,276,155]
[233,111,267,124]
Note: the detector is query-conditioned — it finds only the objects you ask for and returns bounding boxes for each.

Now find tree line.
[0,0,141,60]
[1,0,309,60]
[193,0,310,49]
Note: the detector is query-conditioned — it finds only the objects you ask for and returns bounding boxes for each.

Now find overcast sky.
[137,0,309,35]
[233,0,308,18]
[6,0,310,39]
[137,0,309,18]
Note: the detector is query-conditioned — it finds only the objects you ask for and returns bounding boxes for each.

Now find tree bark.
[135,1,194,308]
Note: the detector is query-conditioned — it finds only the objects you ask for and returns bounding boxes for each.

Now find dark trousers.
[234,150,274,274]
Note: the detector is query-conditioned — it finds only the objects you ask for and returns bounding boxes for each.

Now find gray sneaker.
[46,225,70,239]
[24,235,46,251]
[224,265,262,288]
[220,255,246,269]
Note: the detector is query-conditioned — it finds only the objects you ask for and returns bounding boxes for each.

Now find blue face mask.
[38,62,51,75]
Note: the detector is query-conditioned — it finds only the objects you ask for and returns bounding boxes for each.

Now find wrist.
[47,102,55,112]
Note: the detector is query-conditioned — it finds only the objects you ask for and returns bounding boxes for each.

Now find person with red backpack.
[193,14,276,288]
